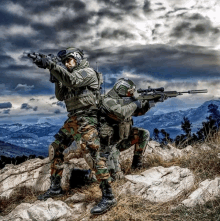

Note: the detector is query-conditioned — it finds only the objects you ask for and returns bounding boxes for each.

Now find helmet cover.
[114,78,136,96]
[57,47,84,65]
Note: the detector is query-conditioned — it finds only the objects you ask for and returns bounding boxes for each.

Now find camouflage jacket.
[100,89,150,143]
[47,59,99,112]
[101,89,138,122]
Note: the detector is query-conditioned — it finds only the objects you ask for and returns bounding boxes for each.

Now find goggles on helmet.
[57,48,84,64]
[114,78,136,96]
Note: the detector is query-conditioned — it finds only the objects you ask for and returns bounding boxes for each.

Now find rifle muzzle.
[188,89,208,94]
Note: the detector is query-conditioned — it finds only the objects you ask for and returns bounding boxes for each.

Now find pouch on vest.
[119,119,132,140]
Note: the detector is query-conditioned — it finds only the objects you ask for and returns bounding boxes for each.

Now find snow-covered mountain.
[0,100,219,157]
[134,100,220,138]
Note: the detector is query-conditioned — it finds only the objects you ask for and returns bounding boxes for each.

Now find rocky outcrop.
[0,145,135,198]
[120,166,195,203]
[144,142,184,161]
[0,141,214,199]
[0,157,90,199]
[0,198,74,221]
[180,177,220,207]
[0,158,51,198]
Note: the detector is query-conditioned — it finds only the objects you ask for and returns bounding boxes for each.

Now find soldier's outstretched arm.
[102,97,139,121]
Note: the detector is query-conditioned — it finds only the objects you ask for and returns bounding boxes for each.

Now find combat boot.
[37,175,63,201]
[90,180,117,215]
[131,154,143,169]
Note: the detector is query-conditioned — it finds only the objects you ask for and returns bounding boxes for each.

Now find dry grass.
[0,186,36,216]
[1,137,220,220]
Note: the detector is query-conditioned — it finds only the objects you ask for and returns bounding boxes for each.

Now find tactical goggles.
[57,48,83,61]
[57,49,74,60]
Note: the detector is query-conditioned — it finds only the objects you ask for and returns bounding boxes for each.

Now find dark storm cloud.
[6,36,37,50]
[98,0,139,11]
[0,54,15,66]
[8,0,57,14]
[171,12,220,38]
[171,22,191,37]
[21,103,33,110]
[52,101,65,109]
[97,9,124,21]
[0,60,55,95]
[155,7,166,11]
[33,106,38,111]
[20,103,37,111]
[0,102,12,109]
[54,109,61,114]
[188,13,206,20]
[100,29,135,40]
[42,0,86,11]
[0,10,29,26]
[57,101,65,109]
[3,109,10,115]
[87,44,220,81]
[55,13,93,32]
[143,0,151,13]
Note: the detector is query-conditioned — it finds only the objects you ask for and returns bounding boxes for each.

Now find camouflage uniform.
[47,58,110,183]
[99,78,150,173]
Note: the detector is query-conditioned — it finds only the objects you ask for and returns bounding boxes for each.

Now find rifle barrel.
[180,89,208,94]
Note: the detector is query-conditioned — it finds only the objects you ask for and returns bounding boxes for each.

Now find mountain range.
[0,99,219,158]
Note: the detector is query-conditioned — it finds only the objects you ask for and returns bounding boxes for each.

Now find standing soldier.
[31,47,116,214]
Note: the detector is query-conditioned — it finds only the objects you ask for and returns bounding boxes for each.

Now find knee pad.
[142,129,150,142]
[54,129,73,147]
[49,142,58,161]
[133,127,150,142]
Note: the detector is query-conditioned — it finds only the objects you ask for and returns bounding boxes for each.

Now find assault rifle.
[24,52,63,83]
[136,86,208,107]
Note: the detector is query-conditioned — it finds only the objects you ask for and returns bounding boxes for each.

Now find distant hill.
[133,100,220,138]
[0,140,47,158]
[0,99,219,157]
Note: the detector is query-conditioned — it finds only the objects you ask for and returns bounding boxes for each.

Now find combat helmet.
[113,78,136,97]
[57,47,84,66]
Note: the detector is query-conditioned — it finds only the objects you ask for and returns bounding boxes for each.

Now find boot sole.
[91,201,117,215]
[37,193,64,201]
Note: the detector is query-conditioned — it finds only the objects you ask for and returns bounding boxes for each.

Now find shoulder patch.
[81,70,88,78]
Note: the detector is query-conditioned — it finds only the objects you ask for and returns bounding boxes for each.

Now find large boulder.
[0,157,90,199]
[0,198,74,221]
[180,177,220,207]
[145,141,184,161]
[120,166,195,203]
[0,158,51,198]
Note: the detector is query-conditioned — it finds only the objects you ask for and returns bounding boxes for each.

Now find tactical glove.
[35,57,50,69]
[133,100,142,109]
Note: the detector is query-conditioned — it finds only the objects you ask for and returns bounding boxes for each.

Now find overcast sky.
[0,0,220,121]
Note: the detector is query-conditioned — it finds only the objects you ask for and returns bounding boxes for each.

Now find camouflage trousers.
[117,127,150,156]
[49,115,110,183]
[100,127,150,177]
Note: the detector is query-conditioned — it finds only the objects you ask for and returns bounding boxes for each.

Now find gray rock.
[65,192,86,203]
[120,166,194,203]
[0,198,73,221]
[0,158,51,198]
[180,177,220,207]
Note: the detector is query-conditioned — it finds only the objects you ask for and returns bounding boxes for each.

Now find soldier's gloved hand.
[142,100,149,108]
[133,100,142,109]
[35,57,50,69]
[158,94,168,102]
